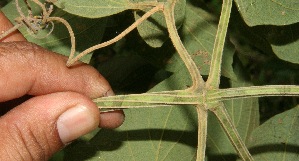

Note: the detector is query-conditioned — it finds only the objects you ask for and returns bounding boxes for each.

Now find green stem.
[163,1,205,91]
[210,103,254,161]
[208,85,299,103]
[94,92,201,108]
[205,0,232,88]
[196,105,208,161]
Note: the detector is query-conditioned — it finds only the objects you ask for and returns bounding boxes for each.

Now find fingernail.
[57,105,99,144]
[105,89,115,97]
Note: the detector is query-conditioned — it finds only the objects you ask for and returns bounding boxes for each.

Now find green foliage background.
[1,0,299,160]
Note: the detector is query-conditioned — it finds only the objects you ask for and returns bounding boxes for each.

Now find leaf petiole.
[205,0,232,89]
[163,0,205,91]
[210,103,254,161]
[207,85,299,103]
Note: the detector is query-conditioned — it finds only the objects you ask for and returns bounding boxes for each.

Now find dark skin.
[0,11,124,160]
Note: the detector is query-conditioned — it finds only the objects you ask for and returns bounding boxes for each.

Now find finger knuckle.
[5,120,49,160]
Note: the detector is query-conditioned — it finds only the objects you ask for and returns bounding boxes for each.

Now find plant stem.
[196,104,208,161]
[208,85,299,103]
[47,17,76,61]
[15,0,36,33]
[0,23,23,40]
[94,92,201,108]
[163,1,205,91]
[66,4,164,67]
[24,0,33,17]
[211,103,254,161]
[31,0,47,17]
[205,0,232,89]
[132,1,162,9]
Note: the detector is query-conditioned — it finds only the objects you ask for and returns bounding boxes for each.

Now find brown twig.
[0,23,23,40]
[47,17,76,61]
[66,4,164,67]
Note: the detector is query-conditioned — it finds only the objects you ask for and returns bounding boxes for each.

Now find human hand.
[0,11,124,160]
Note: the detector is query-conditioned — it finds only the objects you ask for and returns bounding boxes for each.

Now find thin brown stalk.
[47,17,76,61]
[0,23,23,40]
[15,0,36,33]
[66,4,164,67]
[31,0,47,17]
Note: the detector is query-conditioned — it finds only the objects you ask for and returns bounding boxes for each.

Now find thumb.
[0,92,100,160]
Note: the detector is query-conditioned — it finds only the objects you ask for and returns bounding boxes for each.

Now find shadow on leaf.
[63,128,197,160]
[249,143,299,155]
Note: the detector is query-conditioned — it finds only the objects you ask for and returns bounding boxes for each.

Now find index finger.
[0,41,113,102]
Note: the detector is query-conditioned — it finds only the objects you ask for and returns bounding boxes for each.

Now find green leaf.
[234,0,299,26]
[134,0,186,47]
[248,105,299,160]
[2,2,107,63]
[54,0,135,18]
[230,8,299,65]
[64,106,198,161]
[243,23,299,65]
[166,3,237,80]
[207,61,260,159]
[266,24,299,64]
